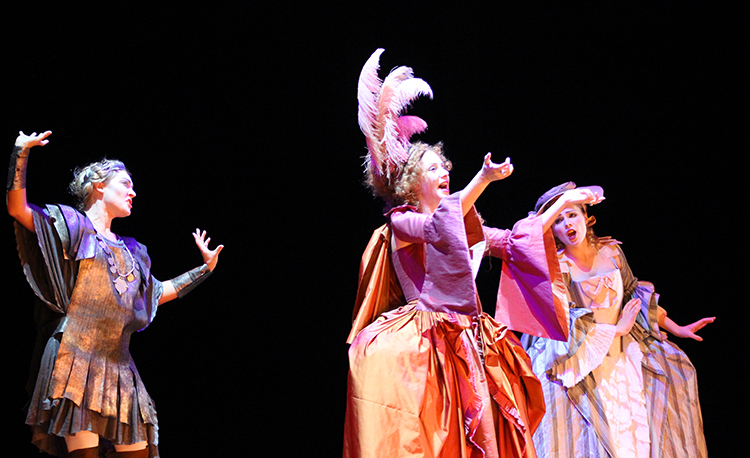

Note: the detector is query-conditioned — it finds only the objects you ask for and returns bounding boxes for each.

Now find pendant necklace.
[97,234,136,295]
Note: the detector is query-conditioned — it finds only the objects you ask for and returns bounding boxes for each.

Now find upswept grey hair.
[68,159,130,210]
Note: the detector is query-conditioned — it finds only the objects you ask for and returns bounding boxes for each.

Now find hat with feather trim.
[358,48,433,199]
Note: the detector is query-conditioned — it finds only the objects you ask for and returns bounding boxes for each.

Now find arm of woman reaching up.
[158,228,224,305]
[6,131,52,232]
[538,187,604,233]
[459,153,513,216]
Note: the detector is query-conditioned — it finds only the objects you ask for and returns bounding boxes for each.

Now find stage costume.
[14,203,162,457]
[345,193,565,458]
[523,241,707,458]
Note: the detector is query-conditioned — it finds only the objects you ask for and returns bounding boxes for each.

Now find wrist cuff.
[7,145,29,191]
[171,264,212,299]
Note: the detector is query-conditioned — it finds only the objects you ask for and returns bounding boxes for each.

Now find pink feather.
[357,49,384,137]
[396,116,428,141]
[357,49,433,180]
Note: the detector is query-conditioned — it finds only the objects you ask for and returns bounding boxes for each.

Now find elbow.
[7,204,35,232]
[7,202,21,219]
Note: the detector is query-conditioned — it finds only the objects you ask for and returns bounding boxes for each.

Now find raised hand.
[480,153,514,183]
[615,298,641,336]
[192,228,224,271]
[561,188,604,207]
[15,130,52,149]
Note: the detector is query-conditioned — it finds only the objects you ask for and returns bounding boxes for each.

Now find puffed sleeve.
[493,215,569,341]
[616,245,664,341]
[389,207,428,243]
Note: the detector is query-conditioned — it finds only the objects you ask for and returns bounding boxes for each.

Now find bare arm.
[459,153,513,215]
[659,314,715,341]
[159,281,178,305]
[7,131,53,232]
[539,188,604,232]
[157,228,224,306]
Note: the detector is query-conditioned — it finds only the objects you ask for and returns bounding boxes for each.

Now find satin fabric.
[524,241,708,458]
[345,194,563,458]
[346,306,543,458]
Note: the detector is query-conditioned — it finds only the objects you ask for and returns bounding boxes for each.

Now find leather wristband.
[7,145,29,191]
[171,264,212,299]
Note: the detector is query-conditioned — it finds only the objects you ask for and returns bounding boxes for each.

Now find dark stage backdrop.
[2,3,742,457]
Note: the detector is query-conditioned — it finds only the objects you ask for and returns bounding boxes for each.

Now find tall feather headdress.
[358,48,433,199]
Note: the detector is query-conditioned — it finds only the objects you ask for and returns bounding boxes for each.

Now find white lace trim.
[556,323,616,388]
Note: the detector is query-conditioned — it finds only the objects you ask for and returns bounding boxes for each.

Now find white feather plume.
[357,49,433,189]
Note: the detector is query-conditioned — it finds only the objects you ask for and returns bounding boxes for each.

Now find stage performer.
[7,130,224,458]
[343,48,599,458]
[522,182,712,458]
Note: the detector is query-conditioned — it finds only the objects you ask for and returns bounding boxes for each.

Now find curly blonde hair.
[366,141,451,207]
[68,159,130,210]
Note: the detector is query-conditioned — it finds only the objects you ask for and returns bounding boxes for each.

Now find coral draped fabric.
[345,194,563,458]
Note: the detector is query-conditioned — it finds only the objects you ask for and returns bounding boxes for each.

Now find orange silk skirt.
[344,304,544,458]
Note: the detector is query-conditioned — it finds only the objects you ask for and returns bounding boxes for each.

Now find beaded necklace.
[96,234,136,295]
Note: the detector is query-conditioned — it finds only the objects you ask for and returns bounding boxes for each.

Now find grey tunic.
[15,203,163,457]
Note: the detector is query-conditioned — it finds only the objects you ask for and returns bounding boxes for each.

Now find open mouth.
[438,181,449,192]
[566,229,577,240]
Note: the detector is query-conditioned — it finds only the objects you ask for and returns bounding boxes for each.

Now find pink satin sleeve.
[493,216,569,341]
[390,210,428,244]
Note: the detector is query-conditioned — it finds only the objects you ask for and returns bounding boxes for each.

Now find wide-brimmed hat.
[533,181,604,214]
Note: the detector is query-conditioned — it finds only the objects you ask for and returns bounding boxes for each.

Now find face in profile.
[100,170,136,218]
[418,150,450,212]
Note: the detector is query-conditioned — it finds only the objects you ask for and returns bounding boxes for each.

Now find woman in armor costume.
[343,49,601,458]
[7,130,223,458]
[522,182,713,458]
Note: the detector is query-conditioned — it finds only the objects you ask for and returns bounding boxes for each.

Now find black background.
[2,2,743,457]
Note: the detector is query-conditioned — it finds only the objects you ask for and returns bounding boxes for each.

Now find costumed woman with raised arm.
[343,49,600,458]
[7,131,224,458]
[522,182,712,458]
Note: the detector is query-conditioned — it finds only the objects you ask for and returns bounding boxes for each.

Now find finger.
[693,317,715,330]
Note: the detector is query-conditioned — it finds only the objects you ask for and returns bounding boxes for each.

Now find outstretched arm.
[459,153,513,215]
[158,228,224,305]
[660,315,715,341]
[7,131,53,232]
